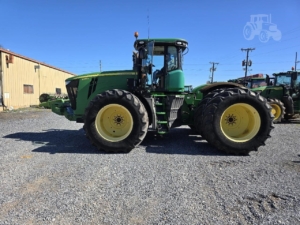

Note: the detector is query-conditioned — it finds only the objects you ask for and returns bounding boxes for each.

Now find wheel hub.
[95,104,133,142]
[220,103,261,142]
[225,114,237,126]
[270,104,281,120]
[111,113,126,127]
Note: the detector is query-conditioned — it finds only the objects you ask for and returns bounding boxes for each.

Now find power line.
[251,44,300,57]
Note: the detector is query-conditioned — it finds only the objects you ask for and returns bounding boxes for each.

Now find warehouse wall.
[0,50,75,110]
[0,52,3,107]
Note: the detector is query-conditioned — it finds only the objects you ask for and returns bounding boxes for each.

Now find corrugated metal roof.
[0,48,76,76]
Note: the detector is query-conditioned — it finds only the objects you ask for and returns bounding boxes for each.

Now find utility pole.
[295,52,300,71]
[209,62,219,83]
[241,48,255,83]
[100,60,102,72]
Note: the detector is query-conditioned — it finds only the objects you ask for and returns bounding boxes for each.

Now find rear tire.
[201,88,274,155]
[268,98,285,123]
[84,89,149,153]
[194,89,225,136]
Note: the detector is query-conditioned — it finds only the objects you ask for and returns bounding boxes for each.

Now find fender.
[200,82,245,95]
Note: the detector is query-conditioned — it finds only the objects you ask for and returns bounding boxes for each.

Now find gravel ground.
[0,108,300,225]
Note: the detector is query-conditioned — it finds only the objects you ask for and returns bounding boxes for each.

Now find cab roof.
[136,38,187,43]
[134,38,188,50]
[273,71,299,76]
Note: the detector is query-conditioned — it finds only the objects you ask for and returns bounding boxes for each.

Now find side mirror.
[138,48,148,59]
[148,64,152,75]
[266,74,270,85]
[291,72,297,81]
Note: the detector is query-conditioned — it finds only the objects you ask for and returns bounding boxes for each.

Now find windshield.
[276,74,291,86]
[296,74,300,88]
[142,41,154,70]
[248,79,267,88]
[152,45,164,72]
[147,45,180,85]
[167,46,178,71]
[151,45,179,71]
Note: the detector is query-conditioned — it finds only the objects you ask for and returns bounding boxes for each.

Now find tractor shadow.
[279,118,300,124]
[3,129,101,154]
[141,126,232,156]
[3,127,238,156]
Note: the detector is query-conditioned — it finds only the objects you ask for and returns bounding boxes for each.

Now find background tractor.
[252,71,300,123]
[50,33,274,155]
[243,14,281,43]
[228,77,268,89]
[227,74,267,88]
[39,93,68,108]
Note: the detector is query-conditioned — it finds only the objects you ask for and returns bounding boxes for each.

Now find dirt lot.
[0,107,50,120]
[0,108,300,224]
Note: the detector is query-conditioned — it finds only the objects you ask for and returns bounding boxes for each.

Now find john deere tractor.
[50,33,274,154]
[252,71,300,123]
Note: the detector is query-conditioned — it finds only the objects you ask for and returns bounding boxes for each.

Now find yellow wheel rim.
[220,103,261,142]
[270,103,281,120]
[95,104,133,142]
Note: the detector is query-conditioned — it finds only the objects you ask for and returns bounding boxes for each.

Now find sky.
[1,0,300,85]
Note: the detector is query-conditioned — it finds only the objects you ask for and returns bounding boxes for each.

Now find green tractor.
[252,71,300,123]
[39,93,68,109]
[50,33,274,154]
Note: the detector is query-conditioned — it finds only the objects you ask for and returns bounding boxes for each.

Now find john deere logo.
[87,78,98,99]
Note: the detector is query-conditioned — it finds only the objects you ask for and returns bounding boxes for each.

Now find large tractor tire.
[194,89,225,136]
[39,93,51,103]
[200,88,274,155]
[84,89,149,153]
[268,98,285,123]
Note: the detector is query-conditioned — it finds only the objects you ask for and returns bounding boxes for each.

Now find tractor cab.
[131,33,188,93]
[274,71,300,117]
[273,71,299,94]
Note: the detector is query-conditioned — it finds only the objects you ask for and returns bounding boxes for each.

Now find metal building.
[0,48,75,111]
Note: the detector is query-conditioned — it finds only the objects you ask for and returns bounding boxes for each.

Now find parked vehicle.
[49,33,274,154]
[252,71,299,123]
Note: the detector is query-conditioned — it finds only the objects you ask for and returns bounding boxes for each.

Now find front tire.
[201,88,274,155]
[84,89,149,153]
[268,98,285,123]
